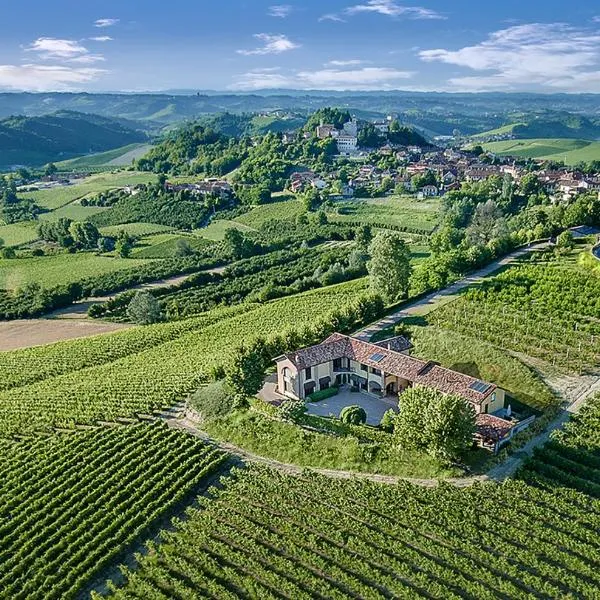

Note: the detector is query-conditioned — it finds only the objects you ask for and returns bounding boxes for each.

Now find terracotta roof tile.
[281,333,496,405]
[475,414,515,441]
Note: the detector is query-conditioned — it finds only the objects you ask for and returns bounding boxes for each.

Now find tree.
[394,385,475,462]
[339,405,367,425]
[126,291,162,325]
[555,230,575,251]
[115,231,134,258]
[466,200,507,246]
[424,393,476,461]
[44,163,57,176]
[174,238,194,256]
[367,232,412,302]
[226,339,269,402]
[69,221,100,249]
[1,247,16,259]
[97,236,114,253]
[224,227,253,259]
[358,123,383,148]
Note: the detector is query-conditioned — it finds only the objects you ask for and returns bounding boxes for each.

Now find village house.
[421,184,438,197]
[464,164,501,182]
[275,333,532,451]
[165,179,232,199]
[274,333,519,451]
[275,333,504,412]
[337,135,358,154]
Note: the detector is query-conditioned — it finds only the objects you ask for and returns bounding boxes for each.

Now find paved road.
[354,241,548,342]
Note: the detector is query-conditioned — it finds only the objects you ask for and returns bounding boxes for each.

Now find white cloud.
[345,1,444,20]
[0,64,106,91]
[420,23,600,92]
[94,18,119,28]
[326,59,369,66]
[232,66,413,90]
[68,54,106,64]
[593,16,600,23]
[237,33,300,56]
[268,5,292,18]
[319,13,346,22]
[25,37,88,60]
[89,36,113,42]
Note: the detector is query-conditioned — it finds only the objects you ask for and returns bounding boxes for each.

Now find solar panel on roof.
[469,381,491,394]
[369,353,385,363]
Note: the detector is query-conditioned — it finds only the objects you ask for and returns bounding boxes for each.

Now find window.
[305,367,312,380]
[370,367,382,376]
[360,363,368,371]
[333,358,342,370]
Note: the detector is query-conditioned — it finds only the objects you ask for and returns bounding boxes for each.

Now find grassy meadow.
[327,195,441,232]
[0,253,150,290]
[26,171,156,209]
[0,221,39,247]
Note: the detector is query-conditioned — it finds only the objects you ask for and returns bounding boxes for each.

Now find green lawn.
[0,221,39,247]
[193,219,256,241]
[205,407,456,478]
[481,138,600,165]
[0,253,151,290]
[409,325,556,411]
[327,195,441,233]
[26,171,156,209]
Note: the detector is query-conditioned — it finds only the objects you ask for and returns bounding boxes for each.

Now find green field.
[26,171,156,210]
[327,195,441,233]
[233,198,305,228]
[0,253,150,290]
[56,143,155,168]
[38,201,108,223]
[0,221,39,247]
[131,233,214,258]
[108,463,600,599]
[481,138,600,164]
[98,222,175,237]
[194,219,256,241]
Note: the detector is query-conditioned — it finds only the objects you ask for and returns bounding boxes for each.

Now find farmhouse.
[275,333,505,415]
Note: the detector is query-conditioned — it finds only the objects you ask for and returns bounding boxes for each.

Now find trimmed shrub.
[340,405,367,425]
[307,387,339,402]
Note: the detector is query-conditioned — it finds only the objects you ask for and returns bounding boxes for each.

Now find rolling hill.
[474,114,600,141]
[481,138,600,165]
[0,111,148,168]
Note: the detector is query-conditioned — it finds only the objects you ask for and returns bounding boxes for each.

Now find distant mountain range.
[2,91,599,133]
[1,91,600,168]
[0,111,148,168]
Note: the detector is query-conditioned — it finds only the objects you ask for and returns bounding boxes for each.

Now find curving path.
[165,366,598,489]
[354,241,549,341]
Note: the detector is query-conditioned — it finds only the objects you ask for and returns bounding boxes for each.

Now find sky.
[1,0,600,93]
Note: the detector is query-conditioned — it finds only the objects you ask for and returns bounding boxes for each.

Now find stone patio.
[305,388,398,426]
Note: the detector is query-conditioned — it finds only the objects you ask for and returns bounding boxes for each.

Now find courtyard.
[305,388,398,426]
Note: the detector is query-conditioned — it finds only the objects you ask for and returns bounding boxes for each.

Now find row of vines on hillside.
[0,423,226,600]
[105,465,600,599]
[0,280,371,435]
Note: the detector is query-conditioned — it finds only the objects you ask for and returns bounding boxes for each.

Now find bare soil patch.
[0,319,131,351]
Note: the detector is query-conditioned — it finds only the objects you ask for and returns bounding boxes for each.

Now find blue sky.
[1,0,600,93]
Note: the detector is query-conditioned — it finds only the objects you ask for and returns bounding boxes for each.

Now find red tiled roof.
[280,333,496,405]
[475,414,515,441]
